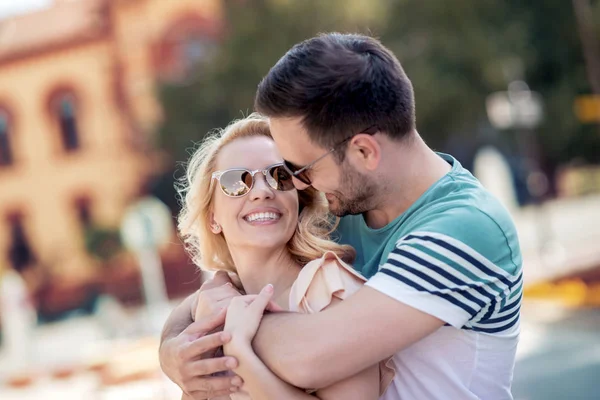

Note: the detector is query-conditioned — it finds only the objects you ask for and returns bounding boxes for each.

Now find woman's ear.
[209,212,222,234]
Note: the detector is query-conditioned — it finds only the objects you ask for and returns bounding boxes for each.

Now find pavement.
[0,299,181,399]
[2,293,599,399]
[513,300,600,400]
[514,194,600,285]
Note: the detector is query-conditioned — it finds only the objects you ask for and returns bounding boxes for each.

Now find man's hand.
[194,281,243,322]
[159,309,243,399]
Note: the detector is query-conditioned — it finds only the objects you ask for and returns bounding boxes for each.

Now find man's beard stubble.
[327,163,377,217]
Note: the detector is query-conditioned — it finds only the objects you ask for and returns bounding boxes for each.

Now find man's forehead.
[268,116,306,138]
[268,117,320,162]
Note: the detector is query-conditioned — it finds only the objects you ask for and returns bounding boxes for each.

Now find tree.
[157,0,600,204]
[158,0,385,164]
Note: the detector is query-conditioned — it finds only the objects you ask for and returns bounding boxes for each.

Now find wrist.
[224,337,254,362]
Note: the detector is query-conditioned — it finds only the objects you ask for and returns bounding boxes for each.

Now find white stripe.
[470,312,519,331]
[471,293,521,325]
[471,300,493,323]
[399,245,500,303]
[389,250,495,308]
[399,235,512,297]
[382,259,482,313]
[470,292,504,324]
[402,231,518,282]
[494,288,523,318]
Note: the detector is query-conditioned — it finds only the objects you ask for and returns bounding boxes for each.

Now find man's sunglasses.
[211,163,295,197]
[283,125,379,186]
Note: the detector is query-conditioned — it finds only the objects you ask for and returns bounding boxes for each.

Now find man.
[160,33,522,399]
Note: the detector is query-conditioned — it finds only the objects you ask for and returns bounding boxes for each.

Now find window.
[155,15,219,82]
[6,213,35,273]
[0,108,13,166]
[50,92,80,152]
[179,35,215,76]
[74,197,92,228]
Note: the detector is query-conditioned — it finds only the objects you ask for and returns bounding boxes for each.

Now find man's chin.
[325,198,346,217]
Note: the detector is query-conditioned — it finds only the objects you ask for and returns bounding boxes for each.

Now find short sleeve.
[289,251,366,313]
[366,207,522,329]
[290,252,395,396]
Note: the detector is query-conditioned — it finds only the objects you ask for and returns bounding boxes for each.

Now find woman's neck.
[228,245,302,308]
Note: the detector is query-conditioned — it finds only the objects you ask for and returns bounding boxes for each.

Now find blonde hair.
[177,113,355,272]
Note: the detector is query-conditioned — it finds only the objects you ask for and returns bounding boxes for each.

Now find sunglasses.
[211,163,295,197]
[282,125,379,186]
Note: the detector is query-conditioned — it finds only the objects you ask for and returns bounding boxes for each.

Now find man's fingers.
[211,284,242,301]
[185,331,232,359]
[186,356,238,376]
[201,271,234,291]
[196,285,241,311]
[248,284,274,313]
[184,375,240,393]
[183,309,226,335]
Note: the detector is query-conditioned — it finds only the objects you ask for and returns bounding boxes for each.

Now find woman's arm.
[223,290,379,400]
[312,297,379,400]
[230,343,320,399]
[230,341,379,400]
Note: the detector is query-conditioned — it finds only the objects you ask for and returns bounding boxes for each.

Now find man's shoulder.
[393,201,521,276]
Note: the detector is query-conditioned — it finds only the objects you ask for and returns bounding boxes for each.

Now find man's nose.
[292,176,310,190]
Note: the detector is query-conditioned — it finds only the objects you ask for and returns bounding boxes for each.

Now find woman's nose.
[249,173,275,200]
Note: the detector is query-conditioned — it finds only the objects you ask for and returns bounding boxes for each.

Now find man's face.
[269,117,376,217]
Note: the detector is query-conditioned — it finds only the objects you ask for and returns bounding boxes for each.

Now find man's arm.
[254,211,519,390]
[160,292,196,343]
[252,285,444,389]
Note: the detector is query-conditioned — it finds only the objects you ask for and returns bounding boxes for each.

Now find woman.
[177,114,392,399]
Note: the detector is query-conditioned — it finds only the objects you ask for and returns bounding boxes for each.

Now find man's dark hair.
[255,32,416,151]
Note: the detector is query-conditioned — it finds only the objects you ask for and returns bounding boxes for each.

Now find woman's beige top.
[289,251,395,397]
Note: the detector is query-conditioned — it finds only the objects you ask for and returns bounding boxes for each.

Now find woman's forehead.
[216,136,282,170]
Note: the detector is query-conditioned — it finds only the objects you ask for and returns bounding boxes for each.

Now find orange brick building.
[0,0,221,314]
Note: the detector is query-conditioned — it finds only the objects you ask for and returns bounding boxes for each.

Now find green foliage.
[84,225,123,264]
[157,0,600,178]
[158,0,385,165]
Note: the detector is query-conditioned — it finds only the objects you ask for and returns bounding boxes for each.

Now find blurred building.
[0,0,220,314]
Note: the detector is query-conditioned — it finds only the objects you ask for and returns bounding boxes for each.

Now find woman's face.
[210,136,299,252]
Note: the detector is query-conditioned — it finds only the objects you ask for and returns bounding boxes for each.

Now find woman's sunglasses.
[211,163,295,197]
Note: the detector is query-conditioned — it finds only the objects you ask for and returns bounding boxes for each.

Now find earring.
[212,223,221,232]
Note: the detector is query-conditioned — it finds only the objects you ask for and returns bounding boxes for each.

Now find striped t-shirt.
[336,153,522,400]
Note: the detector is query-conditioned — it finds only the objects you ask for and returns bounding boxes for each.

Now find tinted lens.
[283,160,311,185]
[267,165,295,191]
[219,169,252,196]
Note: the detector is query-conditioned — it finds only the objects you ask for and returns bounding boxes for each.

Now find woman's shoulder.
[289,251,366,313]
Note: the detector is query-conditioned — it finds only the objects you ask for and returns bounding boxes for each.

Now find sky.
[0,0,53,19]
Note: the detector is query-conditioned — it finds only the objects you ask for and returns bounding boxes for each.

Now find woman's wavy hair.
[176,113,355,272]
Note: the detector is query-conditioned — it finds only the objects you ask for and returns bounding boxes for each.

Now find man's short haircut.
[255,32,416,151]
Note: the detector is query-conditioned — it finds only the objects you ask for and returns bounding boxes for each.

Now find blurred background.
[0,0,599,398]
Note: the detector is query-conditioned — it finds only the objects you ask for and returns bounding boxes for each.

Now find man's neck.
[229,245,302,308]
[363,133,451,229]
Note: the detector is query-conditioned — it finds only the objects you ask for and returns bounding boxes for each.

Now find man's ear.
[349,134,381,171]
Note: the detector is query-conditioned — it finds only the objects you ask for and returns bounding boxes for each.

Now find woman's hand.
[223,285,281,350]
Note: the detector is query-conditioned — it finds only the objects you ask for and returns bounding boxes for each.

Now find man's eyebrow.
[284,159,304,169]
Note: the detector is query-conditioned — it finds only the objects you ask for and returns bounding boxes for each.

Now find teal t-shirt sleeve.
[365,206,523,329]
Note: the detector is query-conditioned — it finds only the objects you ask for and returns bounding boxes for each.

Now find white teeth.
[245,212,280,222]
